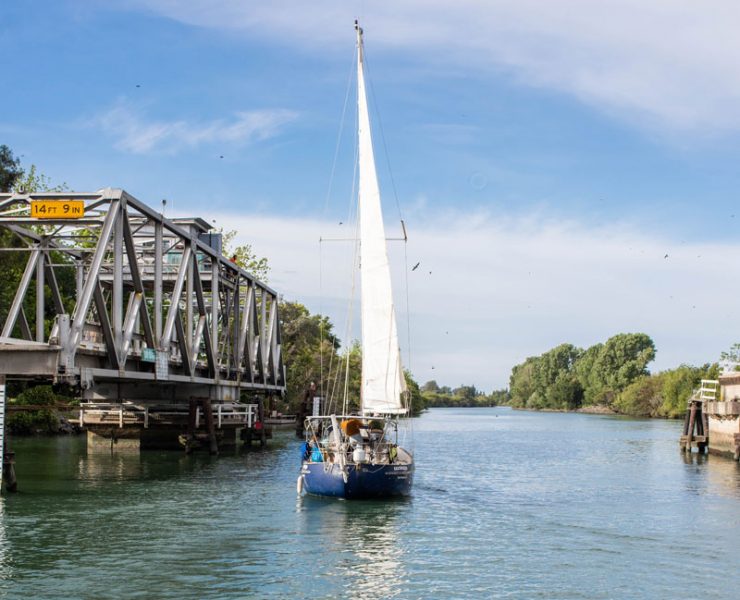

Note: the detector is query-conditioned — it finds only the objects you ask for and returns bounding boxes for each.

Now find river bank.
[508,403,681,418]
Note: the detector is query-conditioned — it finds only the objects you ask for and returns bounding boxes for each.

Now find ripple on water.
[0,408,739,598]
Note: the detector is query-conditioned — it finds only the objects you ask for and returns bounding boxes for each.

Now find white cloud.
[116,0,740,134]
[95,102,298,154]
[205,209,740,390]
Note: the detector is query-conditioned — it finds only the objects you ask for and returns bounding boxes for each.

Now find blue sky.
[3,1,740,389]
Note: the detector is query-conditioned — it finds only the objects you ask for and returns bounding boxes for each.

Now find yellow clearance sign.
[30,200,85,219]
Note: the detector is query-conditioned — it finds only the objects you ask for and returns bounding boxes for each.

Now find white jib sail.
[356,27,407,415]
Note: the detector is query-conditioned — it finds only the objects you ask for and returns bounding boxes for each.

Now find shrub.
[16,385,57,406]
[7,409,58,434]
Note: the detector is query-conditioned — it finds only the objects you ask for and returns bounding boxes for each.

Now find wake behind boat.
[297,21,414,500]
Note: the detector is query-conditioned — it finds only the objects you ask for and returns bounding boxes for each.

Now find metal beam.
[192,259,216,377]
[0,189,285,398]
[44,252,66,315]
[161,243,192,350]
[154,221,163,344]
[210,257,219,380]
[18,308,32,341]
[121,211,154,348]
[68,197,120,350]
[173,308,192,377]
[112,201,124,349]
[1,248,39,338]
[93,282,120,370]
[35,249,45,343]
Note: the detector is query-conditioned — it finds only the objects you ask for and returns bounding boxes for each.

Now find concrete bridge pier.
[705,374,740,459]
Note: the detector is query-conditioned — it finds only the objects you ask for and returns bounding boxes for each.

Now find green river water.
[0,407,738,599]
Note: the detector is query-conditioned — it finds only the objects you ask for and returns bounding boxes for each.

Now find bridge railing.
[689,379,719,405]
[78,402,258,429]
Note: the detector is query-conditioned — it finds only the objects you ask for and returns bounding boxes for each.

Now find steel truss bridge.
[0,189,285,450]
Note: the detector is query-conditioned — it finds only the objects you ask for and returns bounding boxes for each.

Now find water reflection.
[680,451,708,466]
[0,501,12,581]
[297,496,409,598]
[77,452,143,485]
[704,456,740,500]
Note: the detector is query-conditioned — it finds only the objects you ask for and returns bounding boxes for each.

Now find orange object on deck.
[340,418,362,437]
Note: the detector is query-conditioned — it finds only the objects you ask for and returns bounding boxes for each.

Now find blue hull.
[300,461,413,499]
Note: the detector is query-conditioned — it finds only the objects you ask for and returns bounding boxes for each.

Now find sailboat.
[297,21,414,499]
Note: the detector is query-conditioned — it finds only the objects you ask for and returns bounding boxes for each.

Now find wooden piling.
[682,407,691,436]
[201,398,218,455]
[185,398,198,454]
[680,400,710,454]
[685,402,697,451]
[257,397,266,447]
[2,443,16,492]
[696,405,704,437]
[0,375,14,492]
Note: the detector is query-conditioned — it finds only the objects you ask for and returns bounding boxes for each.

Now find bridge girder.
[0,189,285,402]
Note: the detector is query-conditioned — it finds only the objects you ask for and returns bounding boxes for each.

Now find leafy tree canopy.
[12,164,68,194]
[508,333,656,411]
[0,145,23,192]
[222,229,269,282]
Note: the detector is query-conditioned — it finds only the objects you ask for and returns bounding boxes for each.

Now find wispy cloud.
[119,0,740,134]
[94,102,298,154]
[204,208,740,390]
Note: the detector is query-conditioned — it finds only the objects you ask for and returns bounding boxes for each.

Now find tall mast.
[355,21,407,415]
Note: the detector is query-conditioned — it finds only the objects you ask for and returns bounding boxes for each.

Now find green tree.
[720,343,740,371]
[453,385,478,403]
[0,145,23,192]
[613,363,719,418]
[509,343,583,410]
[12,164,68,193]
[613,374,664,417]
[509,356,538,407]
[280,301,339,409]
[658,363,719,418]
[509,333,655,411]
[404,371,425,415]
[222,229,269,282]
[421,380,439,393]
[535,343,583,409]
[420,381,504,408]
[574,343,603,404]
[586,333,655,406]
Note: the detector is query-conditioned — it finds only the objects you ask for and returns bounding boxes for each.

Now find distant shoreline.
[428,405,616,414]
[508,405,676,418]
[510,405,616,414]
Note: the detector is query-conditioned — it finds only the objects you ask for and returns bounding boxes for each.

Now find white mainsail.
[356,24,407,415]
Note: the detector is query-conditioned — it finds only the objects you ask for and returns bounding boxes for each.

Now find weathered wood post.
[682,407,691,437]
[701,409,710,453]
[258,397,266,447]
[185,398,198,454]
[0,375,16,492]
[685,401,697,452]
[201,398,218,455]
